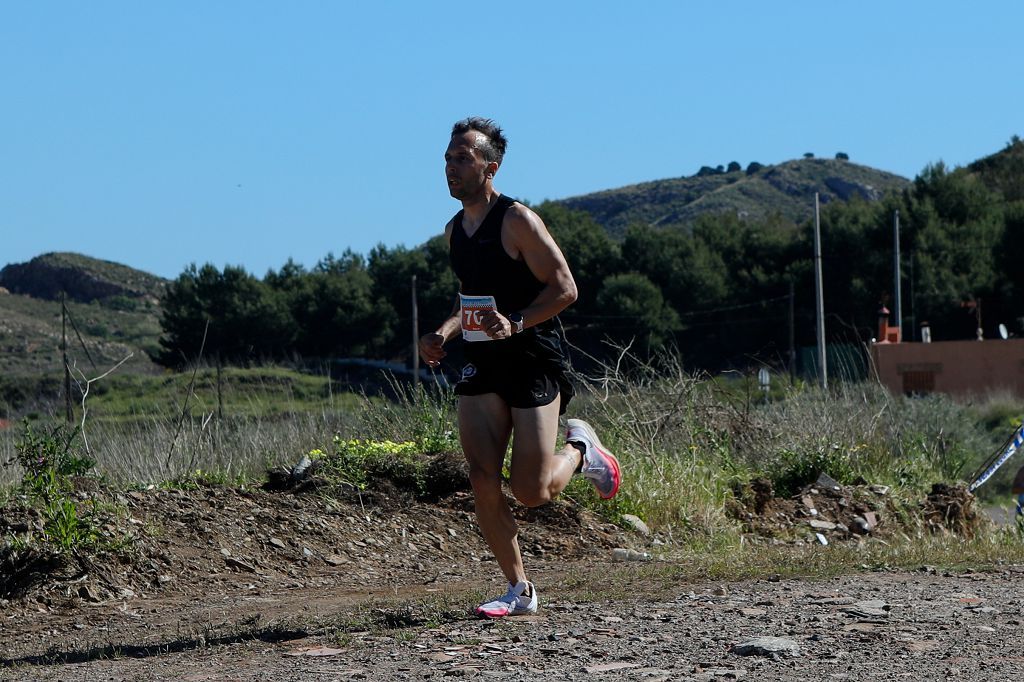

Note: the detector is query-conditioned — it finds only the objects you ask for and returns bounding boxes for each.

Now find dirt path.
[3,562,1023,681]
[1,479,1020,680]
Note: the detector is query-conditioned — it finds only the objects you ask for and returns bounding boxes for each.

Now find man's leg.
[458,393,524,586]
[508,397,581,507]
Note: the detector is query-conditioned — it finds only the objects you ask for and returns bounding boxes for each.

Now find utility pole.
[813,193,827,389]
[788,280,796,379]
[893,210,902,340]
[62,292,72,423]
[411,275,420,391]
[909,252,916,339]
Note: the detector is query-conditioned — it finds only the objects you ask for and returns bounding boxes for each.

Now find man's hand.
[419,332,447,367]
[480,310,512,340]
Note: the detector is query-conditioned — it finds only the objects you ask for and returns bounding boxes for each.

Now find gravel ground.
[3,563,1023,681]
[1,474,1019,680]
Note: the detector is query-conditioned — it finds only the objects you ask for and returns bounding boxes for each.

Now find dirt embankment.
[0,461,1003,681]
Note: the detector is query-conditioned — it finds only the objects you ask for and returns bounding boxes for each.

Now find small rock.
[78,585,102,603]
[620,514,651,536]
[695,668,747,681]
[290,455,314,480]
[809,519,837,530]
[731,636,800,657]
[842,600,889,618]
[967,606,997,614]
[584,662,641,673]
[611,548,651,562]
[851,516,871,535]
[815,472,842,490]
[225,557,258,573]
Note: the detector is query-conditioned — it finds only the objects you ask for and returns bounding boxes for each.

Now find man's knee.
[510,479,553,508]
[467,466,502,495]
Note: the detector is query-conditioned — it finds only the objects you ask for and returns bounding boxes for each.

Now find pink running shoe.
[475,581,538,618]
[566,419,621,499]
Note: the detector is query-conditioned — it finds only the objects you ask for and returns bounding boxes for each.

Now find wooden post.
[216,355,224,421]
[411,275,420,392]
[813,193,828,389]
[788,280,796,379]
[893,210,902,340]
[62,292,72,423]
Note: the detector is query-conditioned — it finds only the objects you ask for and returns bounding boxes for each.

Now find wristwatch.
[508,311,525,335]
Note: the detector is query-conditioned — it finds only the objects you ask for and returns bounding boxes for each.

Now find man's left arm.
[503,204,578,331]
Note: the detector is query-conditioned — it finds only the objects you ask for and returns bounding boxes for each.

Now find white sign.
[460,294,497,342]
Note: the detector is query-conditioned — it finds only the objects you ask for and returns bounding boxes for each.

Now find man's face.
[445,132,494,200]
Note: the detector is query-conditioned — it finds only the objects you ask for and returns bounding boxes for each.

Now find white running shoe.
[475,581,538,618]
[567,418,622,500]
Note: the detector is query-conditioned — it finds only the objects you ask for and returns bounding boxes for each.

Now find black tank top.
[449,194,546,317]
[448,194,571,389]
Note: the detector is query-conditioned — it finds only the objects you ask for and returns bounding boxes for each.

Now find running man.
[419,117,622,617]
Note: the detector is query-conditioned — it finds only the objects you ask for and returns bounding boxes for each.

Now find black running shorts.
[454,327,573,414]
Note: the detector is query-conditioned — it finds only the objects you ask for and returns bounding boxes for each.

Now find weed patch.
[0,421,131,598]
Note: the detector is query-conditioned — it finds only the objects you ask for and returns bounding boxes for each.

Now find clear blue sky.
[3,2,1021,279]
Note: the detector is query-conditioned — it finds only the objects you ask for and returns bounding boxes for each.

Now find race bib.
[460,294,497,342]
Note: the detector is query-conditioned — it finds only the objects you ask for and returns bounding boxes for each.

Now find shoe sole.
[568,419,622,500]
[475,605,537,618]
[475,582,538,618]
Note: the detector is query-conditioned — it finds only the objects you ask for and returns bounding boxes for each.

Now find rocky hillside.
[0,252,166,304]
[967,135,1024,202]
[555,156,911,238]
[0,254,165,379]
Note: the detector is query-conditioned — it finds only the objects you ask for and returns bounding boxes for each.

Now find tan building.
[871,338,1024,397]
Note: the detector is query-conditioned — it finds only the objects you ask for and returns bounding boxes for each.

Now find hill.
[0,251,166,304]
[0,253,166,381]
[554,156,911,238]
[966,135,1024,201]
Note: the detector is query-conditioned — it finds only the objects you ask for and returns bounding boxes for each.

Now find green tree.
[904,163,1003,338]
[158,263,293,366]
[287,251,392,358]
[536,202,620,314]
[621,222,758,316]
[595,272,680,350]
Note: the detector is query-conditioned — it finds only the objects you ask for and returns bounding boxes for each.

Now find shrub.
[9,421,103,553]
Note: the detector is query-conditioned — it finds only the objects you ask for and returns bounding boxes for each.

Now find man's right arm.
[419,296,461,367]
[418,220,460,368]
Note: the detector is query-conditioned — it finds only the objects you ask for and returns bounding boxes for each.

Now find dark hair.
[451,117,507,164]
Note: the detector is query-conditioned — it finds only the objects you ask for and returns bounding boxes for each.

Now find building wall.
[871,339,1024,397]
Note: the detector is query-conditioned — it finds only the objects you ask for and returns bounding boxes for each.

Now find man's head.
[446,117,507,201]
[450,117,507,166]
